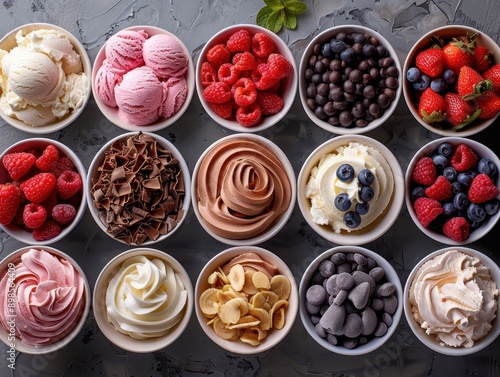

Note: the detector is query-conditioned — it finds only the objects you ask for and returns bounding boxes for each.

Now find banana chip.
[213,317,237,340]
[242,270,259,295]
[199,288,219,317]
[273,307,286,330]
[270,275,291,300]
[252,271,271,290]
[226,315,260,329]
[228,264,245,291]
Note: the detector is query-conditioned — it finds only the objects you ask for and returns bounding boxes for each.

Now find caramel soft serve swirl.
[196,137,291,240]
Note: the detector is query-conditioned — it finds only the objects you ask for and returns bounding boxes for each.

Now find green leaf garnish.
[257,0,306,33]
[283,0,307,14]
[264,0,284,10]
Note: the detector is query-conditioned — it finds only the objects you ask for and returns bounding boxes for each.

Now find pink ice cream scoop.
[143,34,188,79]
[114,66,163,126]
[94,59,123,107]
[160,76,188,119]
[105,29,148,72]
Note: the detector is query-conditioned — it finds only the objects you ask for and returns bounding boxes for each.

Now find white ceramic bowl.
[297,134,404,245]
[195,24,297,133]
[404,246,500,356]
[0,138,87,245]
[403,25,500,137]
[405,137,500,245]
[0,246,90,354]
[299,245,403,355]
[299,25,402,135]
[195,246,298,354]
[93,247,193,353]
[85,131,191,246]
[92,25,195,132]
[0,23,91,134]
[191,133,296,245]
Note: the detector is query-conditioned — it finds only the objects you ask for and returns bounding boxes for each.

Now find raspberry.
[41,190,58,218]
[2,152,36,181]
[236,103,262,127]
[0,183,22,225]
[251,64,280,91]
[50,156,76,178]
[52,203,76,225]
[200,61,218,88]
[203,82,232,104]
[411,157,436,186]
[23,203,47,229]
[442,217,469,242]
[208,101,233,119]
[414,197,443,227]
[20,172,56,204]
[468,173,499,204]
[32,219,61,241]
[217,63,240,86]
[226,29,251,53]
[232,78,257,107]
[251,32,275,58]
[56,170,83,200]
[233,51,257,71]
[266,53,293,79]
[257,91,284,115]
[35,145,59,171]
[206,43,231,68]
[424,175,452,201]
[450,144,479,172]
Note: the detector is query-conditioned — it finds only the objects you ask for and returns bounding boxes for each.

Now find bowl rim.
[0,137,88,245]
[298,24,403,135]
[190,132,296,245]
[195,23,298,133]
[84,131,191,246]
[403,246,500,356]
[92,247,194,353]
[92,24,195,132]
[194,245,299,354]
[298,245,403,356]
[296,134,405,245]
[0,245,91,354]
[0,22,92,134]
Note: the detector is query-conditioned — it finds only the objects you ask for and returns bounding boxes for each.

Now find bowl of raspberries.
[196,24,297,132]
[406,137,500,244]
[404,25,500,137]
[0,138,86,244]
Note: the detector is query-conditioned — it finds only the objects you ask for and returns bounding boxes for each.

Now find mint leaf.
[266,8,285,33]
[283,0,307,14]
[257,6,274,28]
[257,0,306,32]
[283,9,297,29]
[264,0,284,10]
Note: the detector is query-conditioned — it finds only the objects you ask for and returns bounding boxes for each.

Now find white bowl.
[194,246,298,354]
[404,246,500,356]
[0,138,87,245]
[405,137,500,245]
[297,134,404,245]
[0,246,90,354]
[403,25,500,137]
[191,133,296,245]
[195,24,297,133]
[299,25,402,135]
[85,131,191,246]
[92,25,195,132]
[93,247,193,353]
[0,23,91,134]
[299,245,403,356]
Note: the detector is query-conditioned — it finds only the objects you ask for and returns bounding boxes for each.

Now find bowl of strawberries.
[0,138,86,244]
[404,25,500,137]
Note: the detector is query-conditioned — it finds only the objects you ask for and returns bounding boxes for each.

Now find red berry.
[424,175,452,201]
[50,156,76,178]
[236,102,262,127]
[442,217,469,242]
[444,92,480,130]
[208,101,233,119]
[203,82,232,104]
[20,172,56,204]
[226,29,251,53]
[232,51,257,71]
[257,91,283,115]
[52,203,76,225]
[35,145,59,171]
[443,36,474,74]
[456,65,492,100]
[56,170,83,200]
[251,32,276,58]
[0,183,22,225]
[414,197,443,227]
[482,64,500,95]
[266,53,293,79]
[476,91,500,119]
[2,152,36,181]
[206,43,231,68]
[23,203,47,229]
[200,61,218,88]
[411,156,437,186]
[417,87,446,124]
[32,219,61,241]
[232,78,257,107]
[41,189,58,218]
[472,45,492,73]
[468,173,499,204]
[450,143,479,172]
[415,48,445,77]
[251,64,279,90]
[217,63,240,86]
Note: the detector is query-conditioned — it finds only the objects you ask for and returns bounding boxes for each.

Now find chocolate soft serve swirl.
[196,137,291,240]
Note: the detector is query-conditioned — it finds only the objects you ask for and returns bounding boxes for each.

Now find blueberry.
[467,203,486,222]
[457,171,477,187]
[477,158,498,177]
[322,42,332,58]
[336,164,355,182]
[451,181,463,194]
[331,39,346,53]
[430,79,446,92]
[344,211,361,228]
[432,154,448,170]
[356,201,370,215]
[411,186,425,202]
[453,192,469,211]
[443,202,456,217]
[358,169,375,186]
[412,74,430,91]
[443,69,456,84]
[406,67,421,82]
[437,142,453,157]
[360,186,374,202]
[485,198,500,215]
[340,47,355,63]
[443,166,457,181]
[334,193,352,211]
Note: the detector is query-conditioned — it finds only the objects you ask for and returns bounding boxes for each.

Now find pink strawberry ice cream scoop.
[94,59,123,107]
[0,248,86,346]
[143,34,189,79]
[114,66,163,126]
[160,76,188,119]
[105,29,148,72]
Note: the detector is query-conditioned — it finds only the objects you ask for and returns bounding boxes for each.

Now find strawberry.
[52,203,76,225]
[444,92,480,130]
[476,91,500,119]
[35,145,59,171]
[456,65,492,100]
[415,47,445,77]
[411,156,436,186]
[266,53,293,80]
[206,43,231,69]
[232,51,257,71]
[482,64,500,95]
[2,152,36,181]
[217,63,240,86]
[450,143,479,172]
[257,91,284,115]
[203,82,232,104]
[442,35,475,74]
[226,29,251,53]
[442,217,469,242]
[32,219,61,241]
[417,87,446,124]
[23,203,47,229]
[20,172,56,204]
[0,183,22,225]
[468,173,499,203]
[424,175,452,201]
[472,45,492,73]
[414,197,443,227]
[56,170,82,200]
[236,102,262,127]
[251,32,275,58]
[208,101,233,119]
[200,62,218,88]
